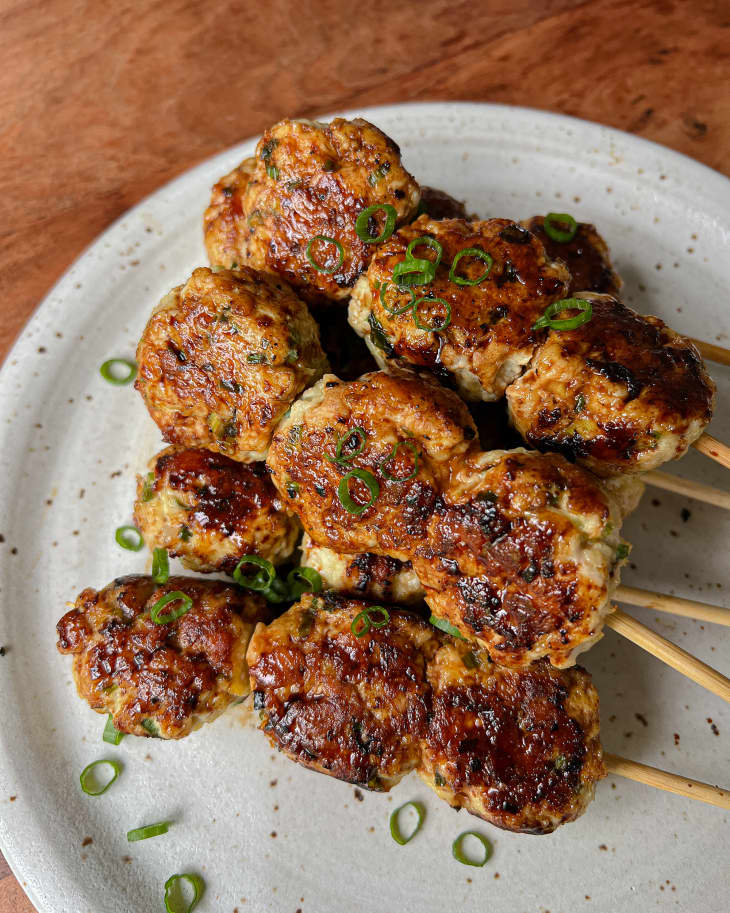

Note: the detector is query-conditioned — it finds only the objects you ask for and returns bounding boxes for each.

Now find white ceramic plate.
[0,103,728,913]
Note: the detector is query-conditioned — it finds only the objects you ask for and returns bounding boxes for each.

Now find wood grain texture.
[1,1,728,910]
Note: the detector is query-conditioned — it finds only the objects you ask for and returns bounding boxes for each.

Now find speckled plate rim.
[0,101,728,913]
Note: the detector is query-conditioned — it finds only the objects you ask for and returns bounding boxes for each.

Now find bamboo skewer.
[689,337,730,368]
[616,585,730,627]
[605,608,730,703]
[604,753,730,810]
[693,433,730,471]
[644,470,730,510]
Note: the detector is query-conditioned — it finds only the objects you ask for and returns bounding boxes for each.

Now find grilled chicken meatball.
[348,216,570,401]
[135,267,327,462]
[417,186,473,221]
[299,534,424,606]
[506,294,716,476]
[56,575,268,739]
[418,640,604,834]
[266,369,478,560]
[524,216,622,296]
[204,117,421,305]
[247,593,440,789]
[411,448,639,668]
[133,446,299,575]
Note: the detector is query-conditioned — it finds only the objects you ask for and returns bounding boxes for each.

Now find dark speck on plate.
[681,508,691,522]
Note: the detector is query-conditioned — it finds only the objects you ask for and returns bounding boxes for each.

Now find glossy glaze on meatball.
[205,117,421,305]
[133,446,299,575]
[299,534,425,607]
[506,293,716,476]
[348,216,570,401]
[411,448,638,668]
[56,575,269,739]
[418,640,605,834]
[266,370,479,560]
[247,593,440,789]
[417,186,473,221]
[135,267,327,462]
[523,216,622,297]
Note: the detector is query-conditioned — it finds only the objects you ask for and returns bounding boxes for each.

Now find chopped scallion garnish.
[380,440,419,481]
[102,715,124,746]
[80,759,122,796]
[149,591,193,624]
[337,468,379,515]
[412,296,451,332]
[448,247,493,286]
[379,281,415,315]
[543,212,578,243]
[100,358,137,386]
[152,548,170,584]
[115,525,144,552]
[393,256,436,287]
[127,821,171,842]
[533,297,593,331]
[306,235,344,274]
[389,801,425,845]
[287,566,323,599]
[351,605,390,637]
[164,873,205,913]
[451,831,491,866]
[406,235,443,267]
[233,555,276,591]
[429,614,466,639]
[355,204,397,244]
[326,427,367,464]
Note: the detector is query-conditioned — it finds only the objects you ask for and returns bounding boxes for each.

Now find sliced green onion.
[115,525,144,552]
[326,427,367,464]
[141,719,160,737]
[448,247,493,286]
[389,801,425,845]
[152,548,170,584]
[413,296,451,332]
[351,605,390,637]
[429,614,466,640]
[233,555,276,591]
[266,165,279,181]
[406,236,443,267]
[615,543,630,561]
[127,821,171,843]
[164,873,205,913]
[102,715,124,746]
[337,468,380,515]
[379,281,415,315]
[355,204,397,244]
[393,257,436,287]
[306,235,344,274]
[543,212,578,243]
[380,440,419,481]
[80,759,122,796]
[150,591,193,625]
[287,566,323,599]
[260,576,291,604]
[141,472,156,502]
[451,831,492,866]
[462,650,479,669]
[100,358,137,386]
[533,297,593,331]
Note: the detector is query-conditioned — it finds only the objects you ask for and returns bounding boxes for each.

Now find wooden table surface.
[1,1,728,910]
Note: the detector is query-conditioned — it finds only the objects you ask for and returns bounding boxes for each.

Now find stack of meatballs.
[57,115,715,835]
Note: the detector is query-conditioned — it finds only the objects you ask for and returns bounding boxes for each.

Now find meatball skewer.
[247,595,730,833]
[265,370,730,699]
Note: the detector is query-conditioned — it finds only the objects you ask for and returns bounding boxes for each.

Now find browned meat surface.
[56,575,268,739]
[524,216,622,296]
[205,117,420,305]
[349,216,569,400]
[418,640,605,834]
[135,266,327,462]
[506,293,716,476]
[265,369,478,560]
[134,446,299,575]
[247,593,439,789]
